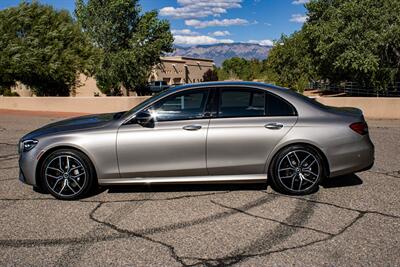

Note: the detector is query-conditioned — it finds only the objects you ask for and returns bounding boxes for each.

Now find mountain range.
[171,43,271,66]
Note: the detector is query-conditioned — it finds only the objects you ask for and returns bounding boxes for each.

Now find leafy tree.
[76,0,174,96]
[304,0,400,89]
[202,68,219,82]
[265,32,317,92]
[0,2,95,96]
[219,57,251,80]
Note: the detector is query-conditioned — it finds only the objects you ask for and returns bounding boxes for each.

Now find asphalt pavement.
[0,111,399,266]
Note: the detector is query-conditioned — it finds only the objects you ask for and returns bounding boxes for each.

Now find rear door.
[206,87,298,175]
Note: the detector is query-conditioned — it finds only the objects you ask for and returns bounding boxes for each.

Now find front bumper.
[18,151,39,186]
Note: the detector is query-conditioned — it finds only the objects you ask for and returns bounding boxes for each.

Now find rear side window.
[266,93,297,116]
[219,89,265,118]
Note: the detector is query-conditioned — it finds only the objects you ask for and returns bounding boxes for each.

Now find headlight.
[19,140,39,153]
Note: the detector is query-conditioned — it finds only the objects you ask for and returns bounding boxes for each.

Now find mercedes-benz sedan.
[18,82,374,199]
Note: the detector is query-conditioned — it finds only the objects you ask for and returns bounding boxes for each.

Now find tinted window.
[219,89,265,118]
[266,93,296,116]
[148,89,209,121]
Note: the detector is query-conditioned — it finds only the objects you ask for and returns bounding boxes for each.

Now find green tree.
[0,2,95,96]
[75,0,174,96]
[202,68,219,82]
[304,0,400,89]
[219,57,251,80]
[265,32,317,92]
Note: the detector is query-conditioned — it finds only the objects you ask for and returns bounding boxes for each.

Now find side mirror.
[135,110,155,128]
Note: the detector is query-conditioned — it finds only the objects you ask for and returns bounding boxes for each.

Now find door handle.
[265,123,284,130]
[183,125,202,131]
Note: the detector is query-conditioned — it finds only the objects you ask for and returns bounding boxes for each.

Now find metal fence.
[309,81,400,97]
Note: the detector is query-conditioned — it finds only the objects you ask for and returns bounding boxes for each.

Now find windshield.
[121,90,171,120]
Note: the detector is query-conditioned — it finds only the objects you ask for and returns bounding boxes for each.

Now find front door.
[207,87,298,175]
[117,88,210,178]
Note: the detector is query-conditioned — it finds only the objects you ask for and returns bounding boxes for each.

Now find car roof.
[168,81,288,93]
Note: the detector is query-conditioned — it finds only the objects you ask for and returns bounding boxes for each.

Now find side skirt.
[98,174,267,185]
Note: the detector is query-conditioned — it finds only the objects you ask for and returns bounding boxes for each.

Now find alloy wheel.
[277,150,321,193]
[44,155,87,198]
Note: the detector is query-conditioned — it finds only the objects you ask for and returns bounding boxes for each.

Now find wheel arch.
[35,145,98,190]
[266,141,330,178]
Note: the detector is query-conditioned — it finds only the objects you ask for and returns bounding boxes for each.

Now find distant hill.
[171,43,271,66]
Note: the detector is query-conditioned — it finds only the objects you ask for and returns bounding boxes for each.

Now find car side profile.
[18,82,374,200]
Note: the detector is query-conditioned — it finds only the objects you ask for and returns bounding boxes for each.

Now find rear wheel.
[270,145,324,195]
[40,149,95,200]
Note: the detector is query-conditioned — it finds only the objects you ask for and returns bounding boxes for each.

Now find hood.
[21,111,125,140]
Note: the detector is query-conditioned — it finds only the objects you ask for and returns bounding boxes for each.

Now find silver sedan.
[18,82,374,199]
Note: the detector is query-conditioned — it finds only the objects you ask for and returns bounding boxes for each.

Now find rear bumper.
[328,136,374,178]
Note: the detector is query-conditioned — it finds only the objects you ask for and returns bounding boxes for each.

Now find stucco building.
[149,56,215,85]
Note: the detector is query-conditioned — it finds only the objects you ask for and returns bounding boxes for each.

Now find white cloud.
[248,39,274,46]
[290,14,308,23]
[185,18,249,28]
[211,30,231,36]
[171,29,199,36]
[174,35,234,45]
[160,0,242,19]
[292,0,310,4]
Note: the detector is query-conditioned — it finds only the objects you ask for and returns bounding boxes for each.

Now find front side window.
[218,89,265,118]
[148,89,209,122]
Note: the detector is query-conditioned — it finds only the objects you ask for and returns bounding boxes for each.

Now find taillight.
[350,122,368,135]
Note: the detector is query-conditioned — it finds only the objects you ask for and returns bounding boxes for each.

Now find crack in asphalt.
[0,178,20,182]
[56,192,158,267]
[211,200,334,236]
[0,160,399,265]
[88,201,188,267]
[0,154,18,162]
[0,191,234,248]
[0,192,280,267]
[0,186,397,266]
[0,142,16,146]
[179,194,319,266]
[80,191,231,204]
[367,170,400,179]
[0,191,230,203]
[184,212,366,267]
[132,194,278,236]
[263,192,400,220]
[0,165,19,170]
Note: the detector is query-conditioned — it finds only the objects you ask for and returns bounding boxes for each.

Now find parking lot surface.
[0,111,399,266]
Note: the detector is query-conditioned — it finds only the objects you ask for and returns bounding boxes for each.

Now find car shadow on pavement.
[321,173,363,188]
[106,183,268,194]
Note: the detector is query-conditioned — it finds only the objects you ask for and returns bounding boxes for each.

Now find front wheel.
[270,145,324,195]
[40,149,95,200]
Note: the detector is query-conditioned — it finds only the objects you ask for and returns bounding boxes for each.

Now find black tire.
[269,145,324,195]
[40,149,96,200]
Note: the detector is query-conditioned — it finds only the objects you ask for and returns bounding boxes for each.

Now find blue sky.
[0,0,309,46]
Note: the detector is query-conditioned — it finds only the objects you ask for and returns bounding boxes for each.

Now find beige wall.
[316,97,400,120]
[73,74,105,97]
[11,74,106,97]
[0,97,149,114]
[1,96,400,119]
